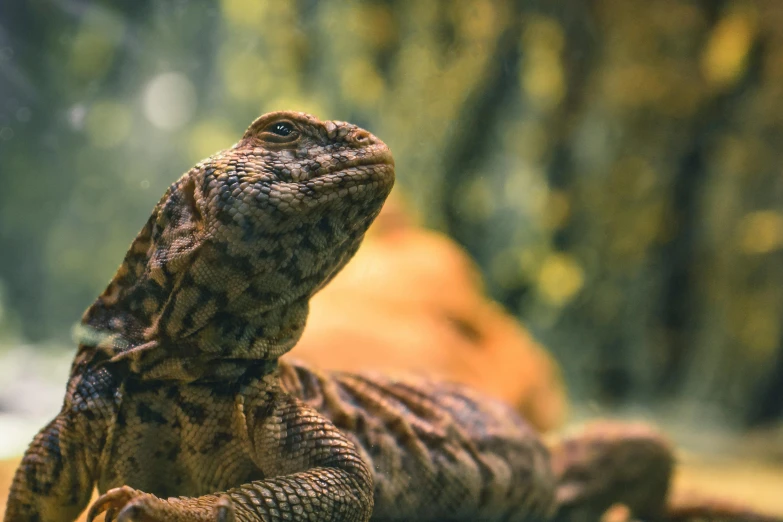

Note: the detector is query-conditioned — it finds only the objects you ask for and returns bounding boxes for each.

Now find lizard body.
[5,112,776,522]
[4,112,555,522]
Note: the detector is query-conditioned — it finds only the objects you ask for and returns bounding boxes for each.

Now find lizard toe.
[87,486,143,522]
[214,495,236,522]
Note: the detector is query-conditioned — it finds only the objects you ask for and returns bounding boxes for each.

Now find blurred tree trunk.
[432,0,783,424]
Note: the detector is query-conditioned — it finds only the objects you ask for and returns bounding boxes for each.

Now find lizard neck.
[77,214,313,382]
[79,298,308,382]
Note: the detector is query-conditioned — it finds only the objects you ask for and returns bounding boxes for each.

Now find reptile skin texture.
[3,112,777,522]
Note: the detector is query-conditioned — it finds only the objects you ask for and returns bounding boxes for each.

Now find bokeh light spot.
[702,7,757,88]
[738,211,783,254]
[537,253,584,306]
[143,73,197,130]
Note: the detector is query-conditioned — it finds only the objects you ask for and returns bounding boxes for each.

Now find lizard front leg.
[87,392,374,522]
[5,363,116,522]
[4,415,98,522]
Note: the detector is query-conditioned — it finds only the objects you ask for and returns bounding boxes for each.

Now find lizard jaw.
[294,145,395,184]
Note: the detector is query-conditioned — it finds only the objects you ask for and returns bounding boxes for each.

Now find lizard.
[2,111,776,522]
[4,111,556,522]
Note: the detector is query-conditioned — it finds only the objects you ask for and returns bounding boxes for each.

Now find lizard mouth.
[346,148,395,169]
[314,147,395,181]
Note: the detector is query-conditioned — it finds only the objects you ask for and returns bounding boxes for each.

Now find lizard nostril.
[353,130,371,144]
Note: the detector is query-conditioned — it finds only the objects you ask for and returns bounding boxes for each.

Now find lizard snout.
[349,128,374,145]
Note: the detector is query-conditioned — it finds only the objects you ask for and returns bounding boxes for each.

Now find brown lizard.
[4,111,558,522]
[2,111,775,522]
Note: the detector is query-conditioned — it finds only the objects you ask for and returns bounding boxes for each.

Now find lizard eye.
[266,122,294,137]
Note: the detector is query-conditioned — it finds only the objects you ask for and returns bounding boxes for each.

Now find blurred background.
[1,0,783,509]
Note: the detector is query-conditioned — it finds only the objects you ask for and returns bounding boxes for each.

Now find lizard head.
[78,111,395,381]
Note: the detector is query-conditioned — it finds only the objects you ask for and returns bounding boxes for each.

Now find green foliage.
[2,0,783,423]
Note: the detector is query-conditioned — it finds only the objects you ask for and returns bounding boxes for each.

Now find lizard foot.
[87,487,235,522]
[87,486,150,522]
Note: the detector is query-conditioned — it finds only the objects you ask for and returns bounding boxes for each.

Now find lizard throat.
[77,298,309,382]
[77,217,315,383]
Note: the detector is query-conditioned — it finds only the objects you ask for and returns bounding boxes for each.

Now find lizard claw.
[87,486,138,521]
[86,486,153,522]
[214,495,236,522]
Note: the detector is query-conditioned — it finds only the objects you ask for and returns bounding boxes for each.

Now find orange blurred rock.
[600,503,632,522]
[284,194,567,432]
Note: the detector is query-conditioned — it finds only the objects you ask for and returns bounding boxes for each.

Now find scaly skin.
[5,112,778,522]
[3,112,555,522]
